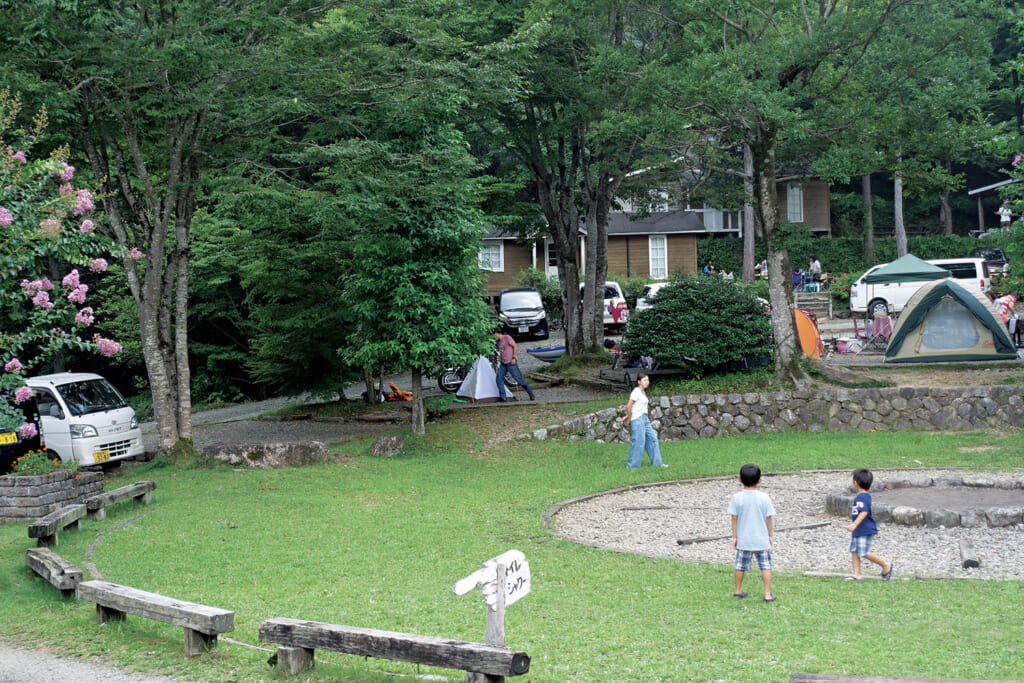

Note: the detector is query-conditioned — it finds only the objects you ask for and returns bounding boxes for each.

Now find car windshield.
[973,248,1005,261]
[501,291,542,311]
[55,379,127,417]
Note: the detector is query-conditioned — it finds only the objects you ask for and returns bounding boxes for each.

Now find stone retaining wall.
[0,469,104,520]
[527,386,1024,443]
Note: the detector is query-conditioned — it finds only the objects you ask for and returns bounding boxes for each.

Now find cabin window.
[479,241,504,272]
[649,235,667,279]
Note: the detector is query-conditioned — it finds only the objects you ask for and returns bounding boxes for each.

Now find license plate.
[0,432,17,445]
[93,450,110,463]
[518,326,529,333]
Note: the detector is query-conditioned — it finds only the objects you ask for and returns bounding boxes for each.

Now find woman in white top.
[617,373,666,469]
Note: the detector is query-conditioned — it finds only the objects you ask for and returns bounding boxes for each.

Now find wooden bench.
[791,674,1016,682]
[259,618,530,680]
[85,480,156,521]
[77,580,234,656]
[25,548,84,597]
[28,504,86,547]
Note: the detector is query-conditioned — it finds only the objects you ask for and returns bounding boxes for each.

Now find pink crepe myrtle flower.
[0,206,12,227]
[32,290,53,309]
[14,386,32,404]
[62,269,81,289]
[21,278,54,296]
[79,219,95,234]
[11,150,27,163]
[127,247,144,261]
[93,335,122,357]
[57,162,75,181]
[40,218,61,237]
[4,358,23,374]
[19,423,38,439]
[58,182,73,195]
[1014,154,1022,168]
[89,258,108,273]
[72,189,94,216]
[68,284,88,304]
[74,307,95,325]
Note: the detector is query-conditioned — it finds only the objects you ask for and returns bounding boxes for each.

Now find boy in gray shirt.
[728,464,777,602]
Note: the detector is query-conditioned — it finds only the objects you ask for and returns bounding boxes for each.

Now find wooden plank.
[791,674,1017,683]
[678,522,831,545]
[959,540,980,569]
[25,548,83,594]
[259,618,530,677]
[76,581,234,635]
[28,504,87,545]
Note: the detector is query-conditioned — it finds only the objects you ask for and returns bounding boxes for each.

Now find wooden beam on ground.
[25,548,83,597]
[959,540,980,569]
[259,618,530,677]
[28,504,86,547]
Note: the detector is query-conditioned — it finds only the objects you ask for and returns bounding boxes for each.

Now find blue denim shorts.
[734,549,772,571]
[850,534,874,557]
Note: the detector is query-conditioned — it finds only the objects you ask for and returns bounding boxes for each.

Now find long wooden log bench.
[791,674,1019,682]
[259,618,530,679]
[28,503,86,547]
[85,480,156,521]
[25,547,84,597]
[77,580,234,657]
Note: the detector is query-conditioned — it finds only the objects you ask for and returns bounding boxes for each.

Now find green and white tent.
[884,279,1018,363]
[862,253,950,283]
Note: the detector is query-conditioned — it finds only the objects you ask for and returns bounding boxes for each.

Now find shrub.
[621,276,773,375]
[9,450,75,476]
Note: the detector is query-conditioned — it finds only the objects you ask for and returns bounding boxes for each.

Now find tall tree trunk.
[411,369,424,435]
[76,93,198,454]
[862,174,876,262]
[742,143,756,282]
[752,121,811,389]
[893,156,908,257]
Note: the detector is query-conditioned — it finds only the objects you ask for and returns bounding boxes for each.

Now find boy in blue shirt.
[728,464,776,602]
[846,468,894,581]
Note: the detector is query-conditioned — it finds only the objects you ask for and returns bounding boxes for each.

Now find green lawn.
[1,419,1022,682]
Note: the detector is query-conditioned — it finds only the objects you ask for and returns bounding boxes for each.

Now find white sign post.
[454,550,531,683]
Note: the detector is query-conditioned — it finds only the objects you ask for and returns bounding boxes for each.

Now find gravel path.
[549,469,1024,581]
[0,641,195,683]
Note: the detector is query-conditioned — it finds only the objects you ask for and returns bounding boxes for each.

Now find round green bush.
[621,276,773,375]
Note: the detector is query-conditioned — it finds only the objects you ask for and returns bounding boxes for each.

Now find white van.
[849,258,990,316]
[580,280,629,328]
[27,372,145,467]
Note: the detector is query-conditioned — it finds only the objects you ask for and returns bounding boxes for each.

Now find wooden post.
[468,563,506,683]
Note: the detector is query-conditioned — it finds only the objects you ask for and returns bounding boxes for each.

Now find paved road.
[0,641,194,683]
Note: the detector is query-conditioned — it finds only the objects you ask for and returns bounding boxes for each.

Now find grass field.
[1,407,1022,682]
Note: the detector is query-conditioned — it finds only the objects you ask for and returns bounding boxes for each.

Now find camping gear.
[864,312,894,352]
[455,356,501,403]
[794,309,824,360]
[526,346,566,363]
[386,382,412,401]
[884,279,1018,363]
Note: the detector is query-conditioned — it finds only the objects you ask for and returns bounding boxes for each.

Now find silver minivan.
[850,258,990,316]
[27,372,145,467]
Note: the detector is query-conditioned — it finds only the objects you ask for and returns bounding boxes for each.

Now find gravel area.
[549,469,1024,581]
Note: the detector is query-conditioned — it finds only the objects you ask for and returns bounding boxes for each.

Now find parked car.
[0,394,43,475]
[27,372,145,468]
[635,282,672,311]
[497,287,549,341]
[970,247,1009,275]
[580,280,629,329]
[849,257,990,316]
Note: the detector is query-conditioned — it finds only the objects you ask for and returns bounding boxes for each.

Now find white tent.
[456,356,500,403]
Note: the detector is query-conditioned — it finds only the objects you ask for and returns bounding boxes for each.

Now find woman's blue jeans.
[627,414,662,469]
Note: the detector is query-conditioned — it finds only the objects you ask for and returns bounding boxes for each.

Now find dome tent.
[884,279,1018,363]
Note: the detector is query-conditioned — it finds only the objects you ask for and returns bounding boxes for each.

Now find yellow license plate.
[93,450,110,463]
[0,432,17,445]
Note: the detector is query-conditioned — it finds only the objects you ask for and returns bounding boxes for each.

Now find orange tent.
[795,309,824,360]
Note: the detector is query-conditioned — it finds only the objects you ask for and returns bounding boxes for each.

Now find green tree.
[0,0,335,453]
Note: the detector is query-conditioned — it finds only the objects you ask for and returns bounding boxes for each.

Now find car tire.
[868,298,889,317]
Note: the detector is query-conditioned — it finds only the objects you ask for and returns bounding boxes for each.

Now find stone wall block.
[923,509,960,528]
[986,508,1022,527]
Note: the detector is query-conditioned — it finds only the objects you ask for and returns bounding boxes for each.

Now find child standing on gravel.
[728,464,776,602]
[846,468,894,581]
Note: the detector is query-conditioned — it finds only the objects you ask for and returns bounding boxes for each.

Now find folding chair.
[864,312,894,352]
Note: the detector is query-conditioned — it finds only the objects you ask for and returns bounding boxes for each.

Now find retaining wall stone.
[0,469,104,520]
[528,385,1024,445]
